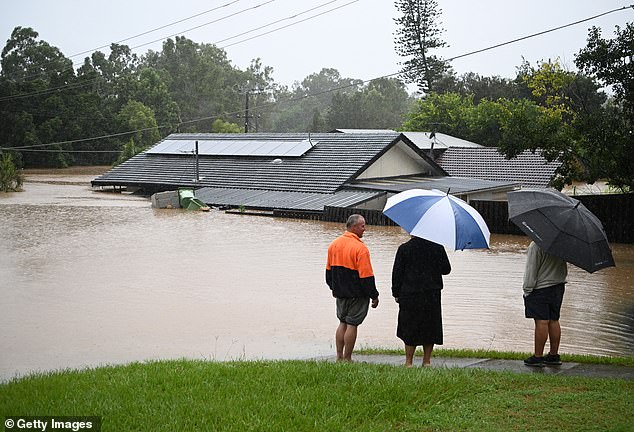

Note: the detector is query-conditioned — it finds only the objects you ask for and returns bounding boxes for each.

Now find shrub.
[0,153,24,192]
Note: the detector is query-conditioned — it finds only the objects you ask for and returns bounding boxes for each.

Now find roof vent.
[271,158,283,164]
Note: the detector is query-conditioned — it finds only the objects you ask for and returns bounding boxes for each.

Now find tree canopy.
[574,23,634,190]
[0,21,631,191]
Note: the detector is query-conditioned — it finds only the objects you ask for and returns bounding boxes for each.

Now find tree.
[1,26,74,84]
[517,60,578,119]
[402,92,577,187]
[402,92,473,138]
[326,77,414,130]
[211,118,241,133]
[80,43,140,111]
[0,152,24,192]
[326,91,364,130]
[362,77,415,127]
[144,36,246,132]
[434,71,524,102]
[132,67,180,132]
[493,59,613,187]
[574,23,634,191]
[574,101,633,191]
[269,68,362,132]
[576,23,634,112]
[115,100,160,163]
[114,139,140,166]
[309,109,326,132]
[394,0,449,94]
[0,27,77,167]
[242,58,279,132]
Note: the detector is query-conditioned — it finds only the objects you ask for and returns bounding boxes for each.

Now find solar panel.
[147,139,314,157]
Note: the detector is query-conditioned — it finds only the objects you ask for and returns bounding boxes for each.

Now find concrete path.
[317,354,634,380]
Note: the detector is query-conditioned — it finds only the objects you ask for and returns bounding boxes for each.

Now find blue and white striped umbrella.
[383,189,490,250]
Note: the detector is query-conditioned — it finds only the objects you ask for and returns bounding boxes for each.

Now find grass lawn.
[1,358,633,431]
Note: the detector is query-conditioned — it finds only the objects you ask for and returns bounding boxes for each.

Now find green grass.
[357,347,634,367]
[1,359,633,431]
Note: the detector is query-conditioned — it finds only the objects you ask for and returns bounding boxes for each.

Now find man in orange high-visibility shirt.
[326,214,379,362]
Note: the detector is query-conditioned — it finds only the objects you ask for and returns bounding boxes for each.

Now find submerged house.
[91,132,526,213]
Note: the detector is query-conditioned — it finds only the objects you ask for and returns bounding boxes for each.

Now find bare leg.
[335,322,347,361]
[533,319,549,357]
[548,320,561,355]
[404,345,416,368]
[422,344,434,366]
[342,324,358,361]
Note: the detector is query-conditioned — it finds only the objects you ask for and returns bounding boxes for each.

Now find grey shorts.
[336,297,370,326]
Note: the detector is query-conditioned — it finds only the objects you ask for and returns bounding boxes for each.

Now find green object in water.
[178,188,210,211]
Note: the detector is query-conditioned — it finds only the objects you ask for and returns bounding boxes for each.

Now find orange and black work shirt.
[326,231,379,299]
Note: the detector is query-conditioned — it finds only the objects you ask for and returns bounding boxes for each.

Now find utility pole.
[238,88,263,133]
[244,90,250,133]
[194,140,199,182]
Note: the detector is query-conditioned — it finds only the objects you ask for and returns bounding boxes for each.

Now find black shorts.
[524,283,565,320]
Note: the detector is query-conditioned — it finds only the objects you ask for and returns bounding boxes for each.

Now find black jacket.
[391,237,451,298]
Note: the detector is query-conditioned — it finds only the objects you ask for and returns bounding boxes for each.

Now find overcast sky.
[1,0,632,89]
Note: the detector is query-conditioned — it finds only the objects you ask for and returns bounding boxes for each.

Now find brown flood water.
[1,168,633,380]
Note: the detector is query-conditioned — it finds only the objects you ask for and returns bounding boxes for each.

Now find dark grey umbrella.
[507,189,615,273]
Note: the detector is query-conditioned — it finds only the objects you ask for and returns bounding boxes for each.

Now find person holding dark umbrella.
[508,189,615,367]
[522,241,568,367]
[391,236,451,367]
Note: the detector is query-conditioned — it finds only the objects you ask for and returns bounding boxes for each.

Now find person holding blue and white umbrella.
[383,189,490,251]
[384,188,490,367]
[392,235,451,367]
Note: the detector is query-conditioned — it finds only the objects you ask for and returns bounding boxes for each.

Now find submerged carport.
[194,187,385,212]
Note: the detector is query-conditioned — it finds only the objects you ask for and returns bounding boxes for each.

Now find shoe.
[524,355,545,367]
[543,353,562,365]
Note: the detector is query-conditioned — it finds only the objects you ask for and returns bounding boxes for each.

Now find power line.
[0,79,100,102]
[68,0,246,60]
[8,149,121,153]
[36,0,275,78]
[446,5,634,63]
[1,0,275,102]
[1,5,631,152]
[120,0,277,56]
[1,0,247,82]
[4,125,169,150]
[213,0,341,45]
[0,106,106,121]
[0,0,350,102]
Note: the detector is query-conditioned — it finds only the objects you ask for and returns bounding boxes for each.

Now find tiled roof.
[435,147,561,188]
[92,132,428,194]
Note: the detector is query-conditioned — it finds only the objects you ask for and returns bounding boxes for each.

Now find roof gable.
[356,139,446,179]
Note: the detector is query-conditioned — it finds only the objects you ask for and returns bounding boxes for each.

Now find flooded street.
[1,168,633,381]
